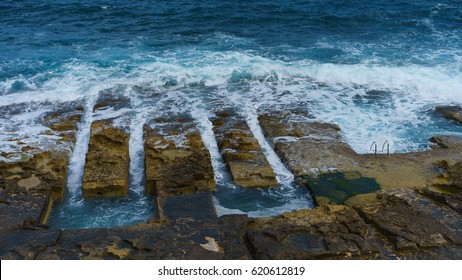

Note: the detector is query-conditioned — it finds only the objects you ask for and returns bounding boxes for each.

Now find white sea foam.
[66,93,98,203]
[128,95,147,195]
[1,51,462,157]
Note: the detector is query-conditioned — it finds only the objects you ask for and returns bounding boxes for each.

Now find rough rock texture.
[41,103,83,147]
[2,172,462,260]
[3,108,462,260]
[259,112,357,176]
[157,192,223,255]
[347,189,462,252]
[93,91,130,112]
[0,221,223,260]
[144,119,215,197]
[0,151,69,232]
[213,111,278,188]
[298,172,381,205]
[259,111,462,192]
[435,105,462,125]
[0,104,80,230]
[219,214,251,260]
[82,120,129,198]
[245,205,386,259]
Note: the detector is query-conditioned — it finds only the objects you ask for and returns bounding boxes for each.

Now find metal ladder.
[370,140,390,155]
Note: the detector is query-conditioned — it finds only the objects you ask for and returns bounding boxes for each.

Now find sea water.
[1,0,462,228]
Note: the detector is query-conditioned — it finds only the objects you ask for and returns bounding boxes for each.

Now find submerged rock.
[82,120,129,198]
[213,111,278,188]
[144,118,215,197]
[299,172,381,205]
[435,105,462,125]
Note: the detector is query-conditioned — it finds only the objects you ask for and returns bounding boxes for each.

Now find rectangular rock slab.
[144,120,215,197]
[259,112,357,176]
[82,120,129,198]
[157,192,222,256]
[157,192,218,222]
[212,111,278,188]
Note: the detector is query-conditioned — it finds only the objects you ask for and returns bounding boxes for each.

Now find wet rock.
[245,205,385,259]
[32,221,224,260]
[431,160,462,191]
[390,189,462,237]
[41,103,83,147]
[219,214,251,260]
[258,112,357,176]
[260,111,462,191]
[430,135,462,151]
[213,111,278,187]
[299,172,381,205]
[155,192,223,256]
[82,120,129,198]
[144,119,215,196]
[157,192,217,222]
[349,189,462,250]
[418,188,462,215]
[435,105,462,125]
[93,92,130,112]
[0,151,69,232]
[0,229,61,260]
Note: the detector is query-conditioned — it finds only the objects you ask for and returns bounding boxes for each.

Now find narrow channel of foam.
[243,108,294,186]
[128,96,147,195]
[66,93,97,204]
[190,100,233,184]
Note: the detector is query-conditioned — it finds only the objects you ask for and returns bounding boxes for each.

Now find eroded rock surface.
[41,102,83,147]
[245,205,386,259]
[2,107,462,260]
[259,112,357,176]
[144,118,215,197]
[0,151,69,232]
[213,111,278,188]
[348,189,462,252]
[435,105,462,125]
[82,120,129,198]
[0,103,80,230]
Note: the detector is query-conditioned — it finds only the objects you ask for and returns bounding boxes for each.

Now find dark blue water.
[1,0,462,227]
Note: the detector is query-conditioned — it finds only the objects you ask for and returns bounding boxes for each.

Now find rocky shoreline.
[1,102,462,259]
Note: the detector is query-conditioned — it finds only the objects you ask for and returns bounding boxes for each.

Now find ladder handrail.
[381,140,390,155]
[370,141,377,155]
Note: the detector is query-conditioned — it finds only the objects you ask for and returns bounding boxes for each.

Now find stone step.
[258,111,357,176]
[82,120,129,198]
[144,118,215,197]
[212,110,278,188]
[0,101,83,230]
